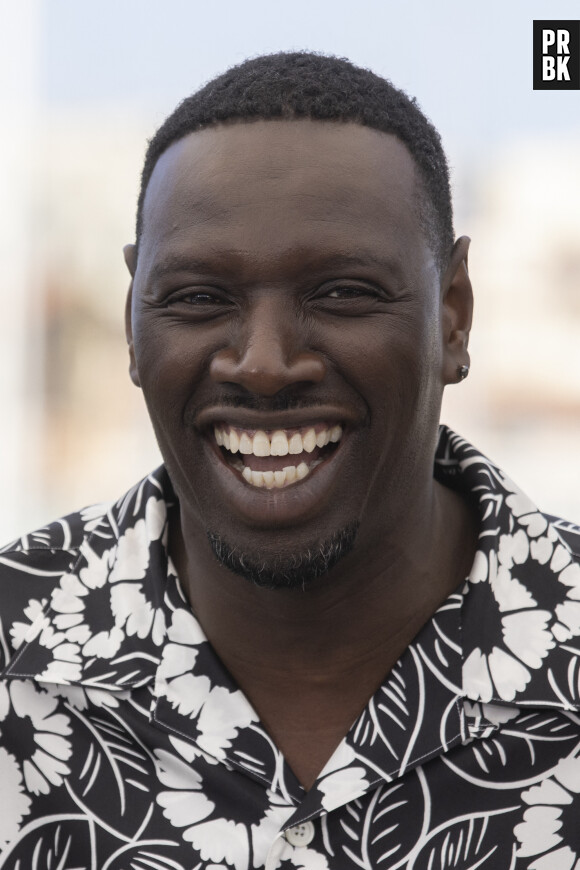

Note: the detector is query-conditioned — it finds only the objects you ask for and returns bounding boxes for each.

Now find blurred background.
[1,0,579,541]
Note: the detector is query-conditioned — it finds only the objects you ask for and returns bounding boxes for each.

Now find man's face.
[127,120,455,585]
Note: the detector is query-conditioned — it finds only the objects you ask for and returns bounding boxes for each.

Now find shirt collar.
[3,427,580,798]
[435,428,580,711]
[3,470,174,691]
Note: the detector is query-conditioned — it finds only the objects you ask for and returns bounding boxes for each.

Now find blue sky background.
[41,0,580,163]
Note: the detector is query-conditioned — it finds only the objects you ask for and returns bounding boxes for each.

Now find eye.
[161,286,234,320]
[310,281,388,317]
[182,290,219,304]
[168,288,228,306]
[321,281,385,303]
[326,285,377,299]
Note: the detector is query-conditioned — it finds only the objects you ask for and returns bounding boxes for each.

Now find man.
[1,52,579,870]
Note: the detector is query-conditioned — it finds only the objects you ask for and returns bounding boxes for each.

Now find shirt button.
[284,821,315,846]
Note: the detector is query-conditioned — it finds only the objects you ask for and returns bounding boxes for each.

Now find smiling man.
[1,53,580,869]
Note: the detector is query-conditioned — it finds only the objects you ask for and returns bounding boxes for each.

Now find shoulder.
[0,467,173,669]
[547,514,580,556]
[0,504,109,667]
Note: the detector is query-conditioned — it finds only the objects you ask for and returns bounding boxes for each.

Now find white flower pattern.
[155,744,295,869]
[0,748,31,848]
[0,680,72,795]
[515,756,580,868]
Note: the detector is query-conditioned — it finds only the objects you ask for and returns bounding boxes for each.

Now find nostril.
[210,348,326,394]
[209,348,238,377]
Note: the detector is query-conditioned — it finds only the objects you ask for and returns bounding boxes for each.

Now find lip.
[198,407,356,528]
[195,404,359,433]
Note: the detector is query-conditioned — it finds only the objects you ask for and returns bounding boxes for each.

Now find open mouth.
[213,423,343,489]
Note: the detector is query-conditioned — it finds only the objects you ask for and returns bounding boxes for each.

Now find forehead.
[138,119,430,274]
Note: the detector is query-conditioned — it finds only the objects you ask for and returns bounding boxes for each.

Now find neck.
[169,479,478,689]
[169,476,479,791]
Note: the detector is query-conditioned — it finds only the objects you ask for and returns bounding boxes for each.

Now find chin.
[206,521,359,591]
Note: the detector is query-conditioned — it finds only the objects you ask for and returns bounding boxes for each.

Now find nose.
[209,293,326,396]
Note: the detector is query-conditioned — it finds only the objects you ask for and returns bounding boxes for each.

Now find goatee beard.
[207,522,359,590]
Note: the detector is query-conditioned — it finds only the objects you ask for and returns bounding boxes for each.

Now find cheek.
[320,312,440,396]
[132,317,211,398]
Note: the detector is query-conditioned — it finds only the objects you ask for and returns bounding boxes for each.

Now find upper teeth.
[214,425,342,457]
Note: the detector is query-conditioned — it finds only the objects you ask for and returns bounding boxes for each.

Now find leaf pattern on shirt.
[0,429,580,868]
[408,811,519,869]
[0,817,96,870]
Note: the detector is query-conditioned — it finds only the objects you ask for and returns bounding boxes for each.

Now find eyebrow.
[146,249,404,284]
[309,252,403,276]
[146,254,223,283]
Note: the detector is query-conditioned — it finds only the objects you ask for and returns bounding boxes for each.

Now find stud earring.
[457,364,470,381]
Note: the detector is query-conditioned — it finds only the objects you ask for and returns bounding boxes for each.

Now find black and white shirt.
[1,427,580,869]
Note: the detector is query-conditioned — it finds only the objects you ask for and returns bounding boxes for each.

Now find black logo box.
[533,20,580,90]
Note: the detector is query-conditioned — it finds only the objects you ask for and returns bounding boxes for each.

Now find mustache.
[190,389,327,415]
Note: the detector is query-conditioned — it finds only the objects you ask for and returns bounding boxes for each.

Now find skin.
[124,119,477,790]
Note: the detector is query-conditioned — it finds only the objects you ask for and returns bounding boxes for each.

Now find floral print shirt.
[1,426,580,870]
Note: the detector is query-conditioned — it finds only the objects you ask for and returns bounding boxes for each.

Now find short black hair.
[136,52,454,268]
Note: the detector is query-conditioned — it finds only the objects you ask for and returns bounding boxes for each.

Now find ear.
[440,236,473,385]
[123,244,141,388]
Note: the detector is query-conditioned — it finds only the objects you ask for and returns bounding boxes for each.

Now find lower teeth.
[240,459,323,489]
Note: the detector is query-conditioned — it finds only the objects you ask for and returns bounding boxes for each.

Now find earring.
[457,364,470,381]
